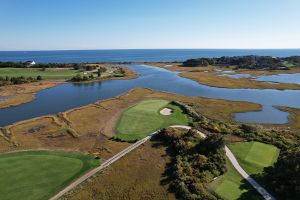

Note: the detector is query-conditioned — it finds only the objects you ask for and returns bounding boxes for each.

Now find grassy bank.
[180,71,300,90]
[0,68,79,79]
[63,140,176,200]
[0,150,100,200]
[0,81,61,109]
[115,99,189,141]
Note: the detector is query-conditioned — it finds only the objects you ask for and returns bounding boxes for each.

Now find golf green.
[0,151,100,200]
[227,141,280,175]
[212,159,262,200]
[115,99,189,141]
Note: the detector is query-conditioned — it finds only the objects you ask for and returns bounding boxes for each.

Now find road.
[50,126,275,200]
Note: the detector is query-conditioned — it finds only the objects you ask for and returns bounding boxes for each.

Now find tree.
[263,147,300,200]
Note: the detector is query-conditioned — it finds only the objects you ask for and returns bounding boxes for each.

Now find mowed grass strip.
[0,68,79,79]
[116,99,189,141]
[211,159,262,200]
[227,141,280,175]
[0,151,100,200]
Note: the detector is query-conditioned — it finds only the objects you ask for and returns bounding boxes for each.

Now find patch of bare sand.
[160,108,172,116]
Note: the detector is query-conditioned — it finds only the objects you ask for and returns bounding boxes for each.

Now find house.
[24,61,36,67]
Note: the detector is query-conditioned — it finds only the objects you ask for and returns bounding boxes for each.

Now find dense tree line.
[263,147,300,200]
[158,128,226,200]
[0,76,42,86]
[182,55,300,69]
[69,74,95,82]
[0,62,103,71]
[194,114,299,150]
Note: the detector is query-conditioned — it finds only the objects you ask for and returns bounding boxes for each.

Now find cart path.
[50,126,275,200]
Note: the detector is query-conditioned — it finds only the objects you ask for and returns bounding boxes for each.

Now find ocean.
[0,49,299,63]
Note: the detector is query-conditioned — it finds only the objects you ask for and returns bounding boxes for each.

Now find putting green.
[0,151,100,200]
[116,99,189,141]
[212,159,262,200]
[227,141,280,175]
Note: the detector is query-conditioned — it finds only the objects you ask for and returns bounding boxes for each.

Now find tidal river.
[1,65,300,126]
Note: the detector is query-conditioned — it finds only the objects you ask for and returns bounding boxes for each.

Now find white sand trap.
[160,108,172,115]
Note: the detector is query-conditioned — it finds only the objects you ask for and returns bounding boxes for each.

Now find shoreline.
[0,88,262,150]
[0,81,62,109]
[0,66,138,109]
[143,62,300,90]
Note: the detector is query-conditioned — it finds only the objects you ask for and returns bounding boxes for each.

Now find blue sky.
[1,0,300,50]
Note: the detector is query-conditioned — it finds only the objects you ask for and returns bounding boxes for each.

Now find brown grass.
[0,81,61,109]
[180,71,300,90]
[236,67,300,76]
[275,106,300,131]
[0,88,261,156]
[0,66,137,109]
[149,63,300,90]
[63,140,176,200]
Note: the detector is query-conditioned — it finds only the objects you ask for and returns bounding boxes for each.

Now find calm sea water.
[0,49,300,63]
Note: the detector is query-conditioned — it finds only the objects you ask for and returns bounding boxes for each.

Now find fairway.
[116,99,189,141]
[227,141,280,175]
[212,159,262,200]
[0,68,79,79]
[0,151,100,200]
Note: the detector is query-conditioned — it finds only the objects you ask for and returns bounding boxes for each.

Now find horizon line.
[1,48,300,52]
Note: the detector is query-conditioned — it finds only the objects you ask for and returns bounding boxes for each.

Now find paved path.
[169,125,207,138]
[50,131,158,200]
[50,125,275,200]
[225,146,276,200]
[171,125,275,200]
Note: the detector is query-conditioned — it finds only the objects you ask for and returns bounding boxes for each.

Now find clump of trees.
[182,55,300,70]
[0,61,106,71]
[69,74,95,82]
[69,67,125,82]
[113,67,125,77]
[0,76,42,86]
[97,67,107,77]
[158,128,226,200]
[262,147,300,200]
[193,114,299,150]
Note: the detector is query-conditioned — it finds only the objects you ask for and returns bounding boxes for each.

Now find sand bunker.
[160,108,172,116]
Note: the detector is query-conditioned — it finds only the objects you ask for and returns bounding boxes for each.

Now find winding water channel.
[1,65,300,126]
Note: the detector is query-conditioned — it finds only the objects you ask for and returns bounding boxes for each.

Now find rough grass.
[115,99,189,141]
[64,140,176,200]
[227,141,280,175]
[180,71,300,90]
[0,151,100,200]
[211,159,262,200]
[277,106,300,131]
[0,68,78,79]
